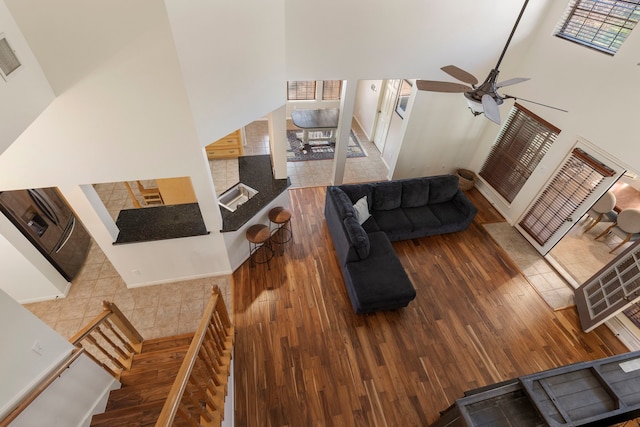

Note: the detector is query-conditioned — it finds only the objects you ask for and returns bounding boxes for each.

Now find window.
[287,81,316,100]
[322,80,342,100]
[0,35,21,80]
[555,0,640,55]
[519,148,615,246]
[479,103,560,203]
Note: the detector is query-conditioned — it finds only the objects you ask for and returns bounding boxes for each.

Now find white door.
[372,79,399,153]
[516,141,625,255]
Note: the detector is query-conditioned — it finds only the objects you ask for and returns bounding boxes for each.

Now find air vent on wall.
[0,34,21,81]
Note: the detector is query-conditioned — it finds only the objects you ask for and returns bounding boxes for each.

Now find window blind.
[0,37,20,78]
[555,0,640,55]
[519,148,615,246]
[322,80,342,100]
[479,103,560,203]
[287,81,316,100]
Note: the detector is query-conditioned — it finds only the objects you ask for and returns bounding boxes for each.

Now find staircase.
[90,333,194,427]
[1,286,233,427]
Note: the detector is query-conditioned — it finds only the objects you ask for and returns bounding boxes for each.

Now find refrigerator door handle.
[28,189,60,225]
[55,217,75,254]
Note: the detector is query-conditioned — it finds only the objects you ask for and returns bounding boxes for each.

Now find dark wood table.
[290,108,339,144]
[611,181,640,212]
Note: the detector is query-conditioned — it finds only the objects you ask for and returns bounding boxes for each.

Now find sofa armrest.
[451,190,478,219]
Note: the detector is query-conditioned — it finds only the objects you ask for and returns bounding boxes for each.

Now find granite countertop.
[112,155,288,243]
[114,203,208,244]
[219,155,290,232]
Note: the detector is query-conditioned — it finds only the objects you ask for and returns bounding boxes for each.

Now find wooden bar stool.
[268,206,292,255]
[246,224,273,269]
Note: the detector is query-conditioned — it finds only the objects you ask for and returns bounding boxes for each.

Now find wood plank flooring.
[232,186,629,427]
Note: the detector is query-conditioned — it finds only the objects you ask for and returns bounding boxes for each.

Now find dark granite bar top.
[114,203,209,244]
[219,155,290,232]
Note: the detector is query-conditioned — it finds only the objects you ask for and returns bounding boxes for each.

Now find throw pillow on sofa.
[343,216,370,259]
[353,196,370,225]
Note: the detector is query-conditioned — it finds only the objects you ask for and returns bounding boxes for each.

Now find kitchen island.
[219,154,290,232]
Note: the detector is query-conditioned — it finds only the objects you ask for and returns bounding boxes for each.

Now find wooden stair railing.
[155,285,234,427]
[0,347,85,427]
[69,300,144,379]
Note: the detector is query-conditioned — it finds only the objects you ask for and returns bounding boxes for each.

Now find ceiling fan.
[416,0,566,124]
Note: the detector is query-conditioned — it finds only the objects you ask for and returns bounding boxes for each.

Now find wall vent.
[0,35,21,81]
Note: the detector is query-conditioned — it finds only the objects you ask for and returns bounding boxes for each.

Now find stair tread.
[106,381,175,411]
[141,333,194,353]
[133,344,190,361]
[90,401,165,427]
[119,360,184,386]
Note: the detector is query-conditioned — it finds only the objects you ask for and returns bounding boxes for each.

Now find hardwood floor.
[232,186,629,427]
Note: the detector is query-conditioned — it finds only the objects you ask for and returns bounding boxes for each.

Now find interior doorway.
[371,79,400,153]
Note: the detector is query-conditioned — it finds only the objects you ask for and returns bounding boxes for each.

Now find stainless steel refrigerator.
[0,187,91,281]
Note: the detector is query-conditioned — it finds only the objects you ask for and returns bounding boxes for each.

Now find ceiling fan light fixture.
[465,97,484,116]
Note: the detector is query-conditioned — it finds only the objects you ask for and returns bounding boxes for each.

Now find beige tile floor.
[548,214,625,286]
[483,222,576,310]
[23,240,232,341]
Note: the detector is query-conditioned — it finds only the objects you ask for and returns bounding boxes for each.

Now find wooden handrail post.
[155,286,234,426]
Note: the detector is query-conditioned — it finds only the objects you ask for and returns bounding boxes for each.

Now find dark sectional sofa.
[324,174,478,314]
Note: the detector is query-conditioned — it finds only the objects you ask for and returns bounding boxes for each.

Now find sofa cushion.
[343,216,370,259]
[372,208,413,236]
[428,175,459,204]
[353,196,371,225]
[373,181,402,211]
[329,186,356,219]
[344,232,416,313]
[341,184,374,209]
[401,177,430,208]
[403,205,441,230]
[430,201,472,225]
[361,215,380,233]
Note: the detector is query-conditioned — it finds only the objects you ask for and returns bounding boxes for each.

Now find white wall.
[0,215,69,303]
[467,1,640,223]
[0,1,53,155]
[0,289,73,418]
[164,0,287,146]
[10,354,118,427]
[0,0,236,289]
[0,0,635,294]
[353,80,382,140]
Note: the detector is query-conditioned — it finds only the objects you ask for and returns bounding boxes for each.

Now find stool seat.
[268,206,293,250]
[268,207,291,224]
[246,224,270,244]
[246,224,273,268]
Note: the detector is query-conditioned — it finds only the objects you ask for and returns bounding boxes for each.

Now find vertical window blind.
[0,37,20,78]
[322,80,342,100]
[287,81,316,100]
[479,103,560,203]
[555,0,640,55]
[519,148,615,246]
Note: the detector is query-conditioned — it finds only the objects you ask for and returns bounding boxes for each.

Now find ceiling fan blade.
[503,94,568,113]
[416,80,472,93]
[496,77,530,88]
[482,94,501,124]
[440,65,479,86]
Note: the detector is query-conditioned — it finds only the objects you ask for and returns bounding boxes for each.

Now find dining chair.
[583,191,617,233]
[595,208,640,253]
